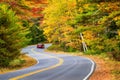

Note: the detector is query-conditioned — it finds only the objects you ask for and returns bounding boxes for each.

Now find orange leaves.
[60,16,71,22]
[98,2,120,13]
[62,26,74,32]
[66,39,82,49]
[67,1,76,9]
[66,42,76,48]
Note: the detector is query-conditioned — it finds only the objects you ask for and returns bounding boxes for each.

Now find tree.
[43,0,120,59]
[26,17,46,44]
[26,24,46,44]
[43,0,81,51]
[0,3,23,66]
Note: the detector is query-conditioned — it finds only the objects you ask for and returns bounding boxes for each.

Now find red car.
[37,43,45,48]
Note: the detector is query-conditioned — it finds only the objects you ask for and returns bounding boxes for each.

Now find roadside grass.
[0,54,37,74]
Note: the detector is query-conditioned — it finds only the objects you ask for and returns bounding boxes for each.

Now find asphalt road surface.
[0,44,96,80]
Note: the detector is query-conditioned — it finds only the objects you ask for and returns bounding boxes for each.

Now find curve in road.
[0,45,96,80]
[9,48,64,80]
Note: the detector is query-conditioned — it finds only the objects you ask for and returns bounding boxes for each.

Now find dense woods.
[0,0,120,66]
[43,0,120,61]
[0,0,46,66]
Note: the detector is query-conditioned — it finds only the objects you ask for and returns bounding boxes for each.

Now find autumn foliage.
[0,0,120,68]
[43,0,120,60]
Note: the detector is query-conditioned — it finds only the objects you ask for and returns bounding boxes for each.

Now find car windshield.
[38,43,44,45]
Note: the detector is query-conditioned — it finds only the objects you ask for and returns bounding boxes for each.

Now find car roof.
[38,43,44,45]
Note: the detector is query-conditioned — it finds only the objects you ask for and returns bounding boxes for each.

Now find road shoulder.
[0,54,37,74]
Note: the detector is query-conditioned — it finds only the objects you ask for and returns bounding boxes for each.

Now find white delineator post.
[80,33,88,52]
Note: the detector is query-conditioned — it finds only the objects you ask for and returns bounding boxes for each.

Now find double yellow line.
[9,48,64,80]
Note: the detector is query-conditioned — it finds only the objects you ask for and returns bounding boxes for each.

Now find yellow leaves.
[116,20,120,27]
[114,16,120,21]
[118,32,120,36]
[96,45,104,50]
[43,27,52,35]
[59,37,70,42]
[60,26,74,38]
[24,1,31,6]
[0,3,8,13]
[43,0,77,43]
[43,26,74,42]
[66,39,82,49]
[77,0,84,2]
[118,30,120,36]
[83,4,90,9]
[78,7,83,13]
[43,27,54,42]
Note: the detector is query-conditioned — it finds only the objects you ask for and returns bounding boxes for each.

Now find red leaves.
[31,7,44,17]
[31,7,44,13]
[31,7,44,16]
[7,1,17,7]
[34,0,48,4]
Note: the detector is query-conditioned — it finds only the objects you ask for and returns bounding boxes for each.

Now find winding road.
[0,44,96,80]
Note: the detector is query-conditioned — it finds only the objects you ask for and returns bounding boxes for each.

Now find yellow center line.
[9,48,64,80]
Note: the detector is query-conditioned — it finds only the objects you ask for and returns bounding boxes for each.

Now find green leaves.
[26,24,46,44]
[0,3,22,67]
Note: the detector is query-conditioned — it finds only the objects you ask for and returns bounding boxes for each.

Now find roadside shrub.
[107,51,120,61]
[9,59,25,67]
[85,49,102,55]
[47,45,63,51]
[103,39,120,61]
[65,47,77,52]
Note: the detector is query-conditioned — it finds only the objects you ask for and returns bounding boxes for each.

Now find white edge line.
[83,58,96,80]
[29,48,96,80]
[6,46,95,80]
